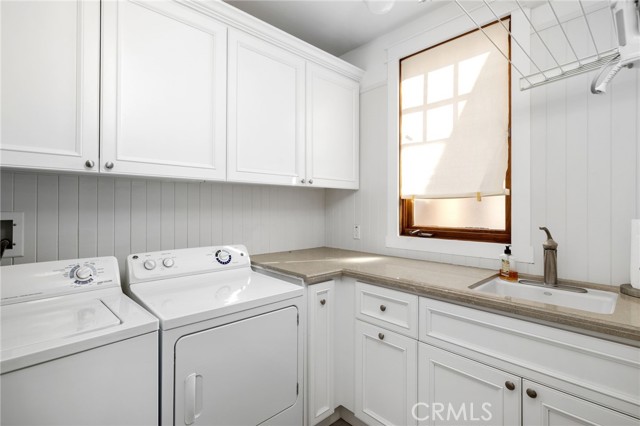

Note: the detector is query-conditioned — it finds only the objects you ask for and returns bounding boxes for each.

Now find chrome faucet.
[539,227,558,286]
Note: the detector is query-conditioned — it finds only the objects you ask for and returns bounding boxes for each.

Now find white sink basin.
[471,278,618,314]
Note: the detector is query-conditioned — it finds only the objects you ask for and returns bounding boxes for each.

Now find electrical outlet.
[353,224,361,240]
[0,212,24,258]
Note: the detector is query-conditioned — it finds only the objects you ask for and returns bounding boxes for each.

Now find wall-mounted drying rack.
[453,0,640,94]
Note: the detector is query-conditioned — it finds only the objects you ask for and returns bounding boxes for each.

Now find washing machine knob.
[215,250,231,265]
[144,259,157,271]
[162,258,174,268]
[75,266,93,280]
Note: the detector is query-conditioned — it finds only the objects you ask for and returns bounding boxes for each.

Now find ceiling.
[223,0,446,57]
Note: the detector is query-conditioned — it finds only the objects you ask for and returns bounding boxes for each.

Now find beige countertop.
[252,247,640,346]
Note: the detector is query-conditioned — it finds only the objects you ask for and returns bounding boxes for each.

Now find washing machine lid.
[128,269,303,330]
[1,292,158,374]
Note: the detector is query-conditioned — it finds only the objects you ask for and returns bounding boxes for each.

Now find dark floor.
[330,420,352,426]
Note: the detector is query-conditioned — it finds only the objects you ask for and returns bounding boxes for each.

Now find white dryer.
[0,256,159,426]
[124,245,304,426]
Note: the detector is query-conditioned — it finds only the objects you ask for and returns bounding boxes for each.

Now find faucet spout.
[539,227,558,285]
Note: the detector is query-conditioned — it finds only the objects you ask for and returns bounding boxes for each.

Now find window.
[399,18,511,244]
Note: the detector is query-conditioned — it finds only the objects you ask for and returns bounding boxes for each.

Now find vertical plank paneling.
[199,183,212,247]
[36,175,59,261]
[161,182,175,250]
[130,180,147,253]
[187,183,200,247]
[222,184,233,244]
[58,175,79,261]
[97,178,115,257]
[1,172,14,266]
[114,179,131,268]
[174,183,188,249]
[78,176,98,258]
[146,181,161,252]
[212,183,224,245]
[13,173,37,264]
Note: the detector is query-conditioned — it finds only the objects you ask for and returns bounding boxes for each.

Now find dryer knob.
[163,258,174,268]
[75,266,93,280]
[144,260,157,271]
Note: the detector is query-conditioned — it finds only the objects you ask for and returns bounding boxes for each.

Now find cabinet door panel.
[523,380,639,426]
[418,343,520,426]
[355,320,417,426]
[306,63,359,189]
[101,0,226,179]
[228,29,305,185]
[307,281,335,425]
[0,0,99,172]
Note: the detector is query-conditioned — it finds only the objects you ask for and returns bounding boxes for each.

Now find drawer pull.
[505,381,515,391]
[320,299,326,306]
[378,333,384,340]
[526,388,537,399]
[380,305,386,312]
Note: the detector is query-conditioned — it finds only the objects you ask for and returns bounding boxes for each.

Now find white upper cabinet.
[100,0,227,180]
[0,0,100,172]
[227,29,306,186]
[306,63,359,189]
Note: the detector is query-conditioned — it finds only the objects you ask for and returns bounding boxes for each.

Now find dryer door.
[174,306,299,426]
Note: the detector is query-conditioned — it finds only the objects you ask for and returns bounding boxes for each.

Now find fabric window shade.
[400,20,510,200]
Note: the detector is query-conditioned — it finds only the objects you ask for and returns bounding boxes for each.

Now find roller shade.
[400,20,510,200]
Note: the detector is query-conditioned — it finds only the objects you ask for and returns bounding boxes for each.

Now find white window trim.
[385,6,534,263]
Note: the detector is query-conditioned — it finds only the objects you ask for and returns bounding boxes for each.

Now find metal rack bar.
[578,0,601,59]
[515,0,565,73]
[546,0,583,66]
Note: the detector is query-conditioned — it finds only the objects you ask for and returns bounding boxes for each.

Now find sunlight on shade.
[426,105,452,142]
[457,100,467,118]
[458,52,490,95]
[401,142,445,194]
[401,111,423,144]
[401,75,424,110]
[427,65,453,104]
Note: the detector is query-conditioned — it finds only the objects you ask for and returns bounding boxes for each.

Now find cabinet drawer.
[419,298,640,419]
[356,282,418,338]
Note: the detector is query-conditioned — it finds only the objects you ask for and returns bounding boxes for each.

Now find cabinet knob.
[380,305,386,312]
[300,179,306,184]
[320,299,326,306]
[505,381,515,391]
[85,160,95,169]
[105,161,114,170]
[378,333,384,340]
[308,179,314,184]
[526,388,537,399]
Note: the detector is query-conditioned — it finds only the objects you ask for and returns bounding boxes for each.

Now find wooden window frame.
[399,17,512,244]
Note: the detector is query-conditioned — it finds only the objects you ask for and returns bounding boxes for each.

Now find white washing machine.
[124,245,304,426]
[0,256,159,426]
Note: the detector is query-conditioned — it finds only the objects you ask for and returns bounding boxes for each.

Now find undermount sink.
[471,277,618,314]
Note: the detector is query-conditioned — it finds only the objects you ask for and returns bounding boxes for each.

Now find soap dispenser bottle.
[499,245,518,281]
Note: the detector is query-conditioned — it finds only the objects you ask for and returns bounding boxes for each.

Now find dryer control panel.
[126,245,250,284]
[1,257,120,305]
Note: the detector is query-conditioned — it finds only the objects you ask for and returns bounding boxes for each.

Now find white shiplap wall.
[328,2,639,285]
[0,172,325,276]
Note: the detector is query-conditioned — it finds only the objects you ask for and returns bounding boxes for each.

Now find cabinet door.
[307,281,335,425]
[306,63,359,189]
[417,343,520,426]
[0,0,100,172]
[101,0,227,180]
[355,320,418,426]
[227,29,305,186]
[523,380,639,426]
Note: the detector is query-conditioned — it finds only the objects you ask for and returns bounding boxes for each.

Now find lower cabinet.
[417,344,521,426]
[522,380,639,426]
[355,320,417,426]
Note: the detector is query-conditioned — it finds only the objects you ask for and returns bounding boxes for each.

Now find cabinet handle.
[309,179,314,184]
[85,160,95,169]
[320,299,326,306]
[526,388,537,399]
[105,161,114,170]
[378,333,384,340]
[300,179,306,184]
[505,381,515,391]
[380,305,386,312]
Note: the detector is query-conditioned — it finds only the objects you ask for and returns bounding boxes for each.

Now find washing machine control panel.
[126,245,250,284]
[1,257,121,305]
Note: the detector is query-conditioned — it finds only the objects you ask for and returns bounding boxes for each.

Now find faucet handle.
[539,227,558,250]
